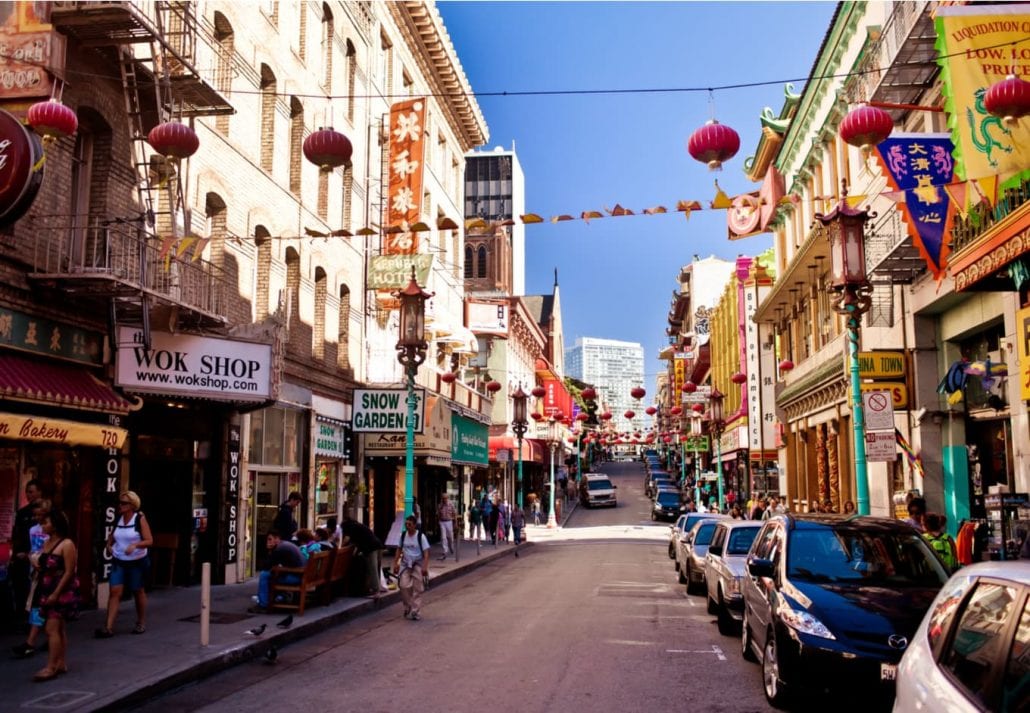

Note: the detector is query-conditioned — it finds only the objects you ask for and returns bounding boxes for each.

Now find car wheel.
[762,631,791,708]
[741,608,757,662]
[716,590,736,636]
[706,588,717,613]
[685,565,699,595]
[651,512,656,521]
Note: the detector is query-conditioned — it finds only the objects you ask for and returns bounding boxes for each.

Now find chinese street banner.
[386,98,427,253]
[935,5,1030,186]
[874,133,955,280]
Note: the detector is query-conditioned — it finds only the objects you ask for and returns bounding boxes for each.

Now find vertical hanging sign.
[385,98,427,254]
[224,424,240,564]
[97,414,122,584]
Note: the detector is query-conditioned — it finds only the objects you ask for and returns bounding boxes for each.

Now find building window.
[317,171,328,220]
[338,284,351,371]
[213,12,234,136]
[477,245,487,278]
[285,246,306,357]
[380,31,392,95]
[321,3,333,90]
[297,2,307,62]
[464,245,473,278]
[255,226,271,320]
[289,96,303,195]
[205,192,227,271]
[346,40,357,124]
[259,64,276,173]
[341,164,353,232]
[314,266,327,361]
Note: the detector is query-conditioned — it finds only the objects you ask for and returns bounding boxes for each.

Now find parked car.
[580,474,617,508]
[893,560,1030,713]
[650,477,677,496]
[674,512,729,574]
[740,515,950,708]
[646,472,674,496]
[680,519,723,592]
[668,514,689,560]
[705,520,762,634]
[652,489,682,522]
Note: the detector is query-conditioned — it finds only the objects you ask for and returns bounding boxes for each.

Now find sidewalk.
[4,502,576,712]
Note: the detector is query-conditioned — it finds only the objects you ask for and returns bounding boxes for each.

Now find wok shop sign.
[115,327,273,401]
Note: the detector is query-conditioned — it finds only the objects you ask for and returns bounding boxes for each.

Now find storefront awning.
[0,353,136,414]
[488,435,543,464]
[0,411,128,449]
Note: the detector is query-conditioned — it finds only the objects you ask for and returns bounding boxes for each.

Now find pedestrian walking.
[339,512,387,595]
[531,498,541,525]
[469,499,484,543]
[30,510,79,682]
[923,513,958,571]
[10,478,44,633]
[904,497,927,533]
[12,499,50,659]
[498,499,511,542]
[393,515,430,621]
[96,491,152,638]
[437,493,457,559]
[511,505,526,545]
[486,495,500,545]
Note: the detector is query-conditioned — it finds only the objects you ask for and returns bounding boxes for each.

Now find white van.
[581,474,617,508]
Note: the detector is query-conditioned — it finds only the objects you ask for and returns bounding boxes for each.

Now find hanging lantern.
[531,386,546,398]
[624,410,635,419]
[147,121,200,159]
[778,359,795,372]
[581,387,597,401]
[567,436,577,444]
[731,372,747,384]
[303,127,353,171]
[682,381,697,393]
[26,99,77,141]
[839,104,893,156]
[670,406,683,416]
[645,406,657,416]
[691,403,704,413]
[600,412,613,421]
[687,119,741,170]
[630,387,646,400]
[576,412,589,422]
[984,74,1030,126]
[485,380,502,393]
[441,372,456,384]
[531,412,544,422]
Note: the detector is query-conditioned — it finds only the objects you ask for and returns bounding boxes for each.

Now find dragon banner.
[935,5,1030,185]
[874,133,955,280]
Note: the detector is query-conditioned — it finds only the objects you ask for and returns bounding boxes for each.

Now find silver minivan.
[582,474,617,508]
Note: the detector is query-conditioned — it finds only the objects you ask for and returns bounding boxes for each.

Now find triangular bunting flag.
[158,235,176,260]
[551,214,574,223]
[175,237,196,259]
[605,204,634,216]
[974,175,997,207]
[581,210,603,223]
[675,200,702,212]
[710,181,732,209]
[520,213,543,224]
[943,182,970,218]
[191,237,210,262]
[845,194,867,209]
[643,206,667,215]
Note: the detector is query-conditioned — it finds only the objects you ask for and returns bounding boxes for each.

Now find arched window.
[313,266,327,361]
[464,245,473,278]
[205,192,227,271]
[346,40,357,124]
[255,226,271,320]
[259,64,277,172]
[289,96,303,195]
[321,4,333,90]
[477,245,487,278]
[338,283,351,371]
[285,247,306,356]
[213,12,234,136]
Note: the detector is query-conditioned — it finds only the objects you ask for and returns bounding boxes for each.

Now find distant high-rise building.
[463,146,526,295]
[566,337,644,431]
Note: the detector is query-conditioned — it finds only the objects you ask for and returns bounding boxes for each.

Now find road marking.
[666,645,726,661]
[605,639,654,646]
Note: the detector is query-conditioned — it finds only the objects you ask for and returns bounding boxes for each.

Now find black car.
[652,490,682,522]
[740,515,948,708]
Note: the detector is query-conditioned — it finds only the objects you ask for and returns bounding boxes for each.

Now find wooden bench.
[268,550,332,615]
[323,545,356,604]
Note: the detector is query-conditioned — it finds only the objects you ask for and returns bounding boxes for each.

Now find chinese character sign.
[935,5,1030,183]
[875,133,955,279]
[386,98,427,253]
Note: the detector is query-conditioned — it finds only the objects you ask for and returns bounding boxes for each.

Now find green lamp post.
[394,267,432,519]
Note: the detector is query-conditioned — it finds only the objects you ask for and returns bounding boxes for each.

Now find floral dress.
[33,539,79,621]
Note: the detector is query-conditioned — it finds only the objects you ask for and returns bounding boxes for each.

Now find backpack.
[399,527,425,551]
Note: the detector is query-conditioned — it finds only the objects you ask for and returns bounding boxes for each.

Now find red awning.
[0,353,136,414]
[488,435,543,463]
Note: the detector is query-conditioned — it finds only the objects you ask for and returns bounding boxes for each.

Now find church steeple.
[553,268,558,287]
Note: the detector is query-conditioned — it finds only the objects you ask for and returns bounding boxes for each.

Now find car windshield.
[656,492,679,506]
[787,528,949,586]
[726,526,760,555]
[587,479,613,491]
[694,523,717,545]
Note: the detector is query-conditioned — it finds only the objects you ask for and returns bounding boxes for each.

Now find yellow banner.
[0,412,126,449]
[1018,305,1030,402]
[935,6,1030,182]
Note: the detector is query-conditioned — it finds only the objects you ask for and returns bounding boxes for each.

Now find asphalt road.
[138,461,776,713]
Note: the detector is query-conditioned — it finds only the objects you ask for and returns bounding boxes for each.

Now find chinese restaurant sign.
[385,98,427,252]
[875,133,955,279]
[451,414,488,465]
[0,306,103,365]
[935,5,1030,184]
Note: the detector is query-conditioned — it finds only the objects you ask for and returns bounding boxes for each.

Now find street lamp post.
[820,182,874,515]
[547,415,561,528]
[710,388,725,514]
[395,267,432,519]
[511,385,529,509]
[690,413,703,506]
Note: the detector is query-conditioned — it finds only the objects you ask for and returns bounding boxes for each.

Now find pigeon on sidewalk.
[243,624,267,637]
[276,614,293,629]
[263,645,278,664]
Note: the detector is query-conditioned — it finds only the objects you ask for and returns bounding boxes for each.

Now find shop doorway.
[248,471,300,574]
[967,417,1013,519]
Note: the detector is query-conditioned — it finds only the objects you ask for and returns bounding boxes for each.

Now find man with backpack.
[393,515,430,620]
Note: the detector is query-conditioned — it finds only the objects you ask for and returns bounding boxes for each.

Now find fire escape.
[30,1,234,343]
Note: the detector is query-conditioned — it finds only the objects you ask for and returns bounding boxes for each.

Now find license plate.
[880,663,897,681]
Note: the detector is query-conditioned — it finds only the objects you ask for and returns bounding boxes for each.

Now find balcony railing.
[952,177,1030,255]
[846,1,935,108]
[29,214,232,325]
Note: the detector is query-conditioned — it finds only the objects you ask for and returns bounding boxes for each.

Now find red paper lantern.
[645,406,657,416]
[691,403,704,413]
[663,436,672,444]
[624,410,635,419]
[581,387,596,401]
[26,99,77,140]
[731,372,747,384]
[839,104,893,155]
[531,412,544,422]
[687,119,741,170]
[778,359,795,372]
[984,74,1030,126]
[303,127,353,170]
[485,380,502,393]
[630,386,646,400]
[147,121,199,159]
[683,381,697,393]
[670,406,683,416]
[441,372,456,384]
[576,412,589,422]
[531,386,546,398]
[599,412,613,421]
[567,436,577,444]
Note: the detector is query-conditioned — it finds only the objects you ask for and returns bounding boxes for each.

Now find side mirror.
[747,557,775,579]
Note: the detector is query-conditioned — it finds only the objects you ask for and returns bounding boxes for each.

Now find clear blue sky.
[438,1,836,383]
